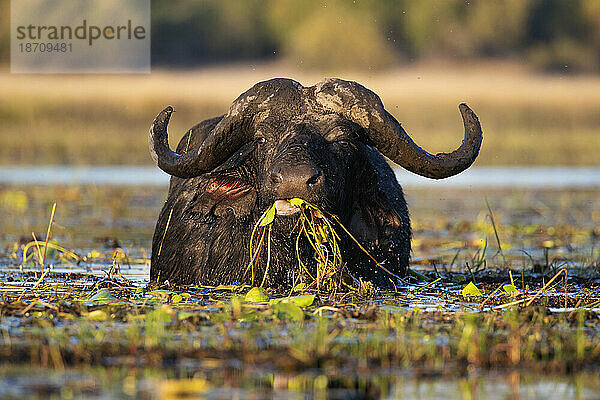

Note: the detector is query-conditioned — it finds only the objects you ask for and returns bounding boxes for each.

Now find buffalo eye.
[256,137,267,145]
[325,125,355,145]
[331,137,357,151]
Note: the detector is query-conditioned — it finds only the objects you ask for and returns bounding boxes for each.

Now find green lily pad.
[88,288,118,303]
[272,301,304,322]
[462,281,483,297]
[503,284,518,296]
[171,293,183,303]
[245,287,269,302]
[270,294,315,307]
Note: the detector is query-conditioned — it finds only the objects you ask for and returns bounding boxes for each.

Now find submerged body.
[149,78,483,287]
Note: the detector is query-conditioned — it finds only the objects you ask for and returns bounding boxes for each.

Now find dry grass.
[1,61,600,165]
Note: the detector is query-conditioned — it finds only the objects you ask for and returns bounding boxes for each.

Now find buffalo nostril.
[271,171,283,185]
[306,168,323,188]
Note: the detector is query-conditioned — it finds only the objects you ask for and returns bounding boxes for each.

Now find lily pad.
[88,288,118,304]
[503,284,518,296]
[462,282,483,297]
[171,293,183,303]
[270,294,315,307]
[245,287,269,302]
[272,301,304,322]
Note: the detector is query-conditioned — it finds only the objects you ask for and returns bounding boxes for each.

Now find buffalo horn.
[316,79,483,179]
[148,106,251,179]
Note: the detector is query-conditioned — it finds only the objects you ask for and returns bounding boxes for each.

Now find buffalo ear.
[348,144,409,245]
[188,140,258,219]
[190,178,256,219]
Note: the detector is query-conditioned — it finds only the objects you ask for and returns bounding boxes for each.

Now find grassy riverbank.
[2,62,600,166]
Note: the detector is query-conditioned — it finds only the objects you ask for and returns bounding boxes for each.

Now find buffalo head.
[149,78,482,287]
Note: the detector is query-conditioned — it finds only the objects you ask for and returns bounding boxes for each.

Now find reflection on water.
[0,367,599,399]
[1,166,599,187]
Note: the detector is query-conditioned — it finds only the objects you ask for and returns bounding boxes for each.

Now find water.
[1,367,599,399]
[1,173,599,399]
[1,165,599,187]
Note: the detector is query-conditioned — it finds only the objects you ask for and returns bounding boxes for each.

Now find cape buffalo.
[149,78,483,287]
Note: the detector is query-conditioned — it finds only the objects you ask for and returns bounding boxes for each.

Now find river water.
[1,167,599,399]
[0,165,599,188]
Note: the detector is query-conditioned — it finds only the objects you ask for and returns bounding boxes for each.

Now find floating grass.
[21,240,81,267]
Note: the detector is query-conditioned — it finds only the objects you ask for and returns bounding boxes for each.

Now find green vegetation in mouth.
[247,198,347,295]
[246,198,386,297]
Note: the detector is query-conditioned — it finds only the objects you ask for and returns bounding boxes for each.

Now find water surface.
[1,166,599,188]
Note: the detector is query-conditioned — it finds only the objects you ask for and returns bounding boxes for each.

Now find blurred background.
[1,0,599,166]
